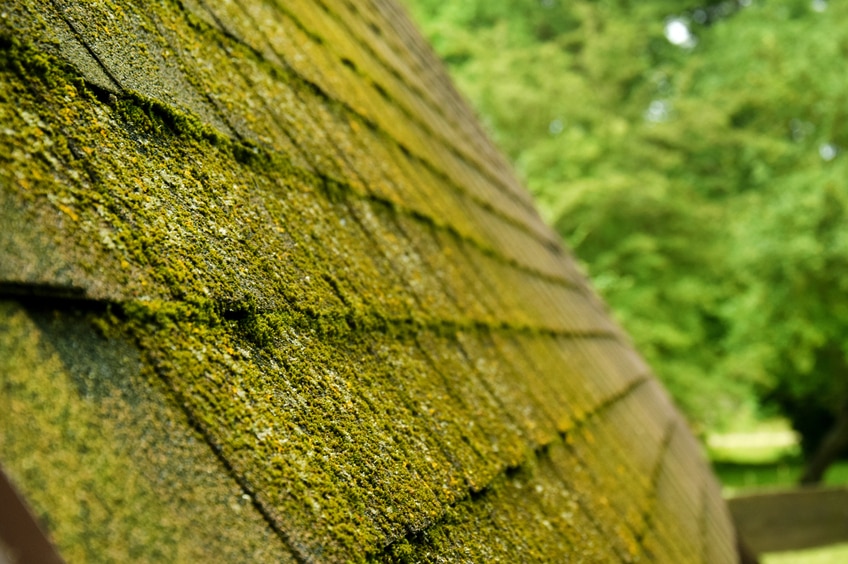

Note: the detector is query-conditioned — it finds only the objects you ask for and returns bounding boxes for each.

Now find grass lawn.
[762,543,848,564]
[713,459,848,495]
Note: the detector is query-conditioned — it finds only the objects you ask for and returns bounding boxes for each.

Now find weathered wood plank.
[729,486,848,553]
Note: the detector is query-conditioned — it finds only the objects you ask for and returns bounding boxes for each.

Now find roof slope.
[0,0,737,561]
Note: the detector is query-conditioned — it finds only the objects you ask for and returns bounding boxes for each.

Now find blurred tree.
[685,0,848,479]
[405,0,848,478]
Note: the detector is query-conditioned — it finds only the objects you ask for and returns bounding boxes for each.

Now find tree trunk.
[800,404,848,484]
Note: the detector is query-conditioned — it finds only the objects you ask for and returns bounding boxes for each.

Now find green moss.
[0,301,298,562]
[0,2,737,561]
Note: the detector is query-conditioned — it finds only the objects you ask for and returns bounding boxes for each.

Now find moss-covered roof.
[0,1,737,561]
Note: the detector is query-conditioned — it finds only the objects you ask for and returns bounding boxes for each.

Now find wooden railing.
[728,486,848,555]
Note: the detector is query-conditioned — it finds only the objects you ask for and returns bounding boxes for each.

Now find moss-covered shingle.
[0,1,737,561]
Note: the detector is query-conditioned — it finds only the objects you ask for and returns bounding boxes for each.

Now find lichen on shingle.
[0,1,738,562]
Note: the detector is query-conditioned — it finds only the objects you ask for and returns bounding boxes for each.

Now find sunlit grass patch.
[708,418,848,495]
[763,542,848,564]
[707,430,800,465]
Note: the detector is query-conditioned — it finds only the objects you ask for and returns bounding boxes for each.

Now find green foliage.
[403,0,848,439]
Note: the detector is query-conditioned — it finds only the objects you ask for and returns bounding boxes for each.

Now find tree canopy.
[404,0,848,452]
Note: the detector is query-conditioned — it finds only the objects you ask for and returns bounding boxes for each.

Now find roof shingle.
[0,1,737,561]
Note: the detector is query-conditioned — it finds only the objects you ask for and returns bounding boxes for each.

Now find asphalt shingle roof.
[0,1,737,561]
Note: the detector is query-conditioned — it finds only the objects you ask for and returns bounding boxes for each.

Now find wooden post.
[0,464,64,564]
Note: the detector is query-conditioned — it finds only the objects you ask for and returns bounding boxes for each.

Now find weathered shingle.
[0,1,737,561]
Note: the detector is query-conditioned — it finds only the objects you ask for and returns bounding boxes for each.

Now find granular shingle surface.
[0,1,738,562]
